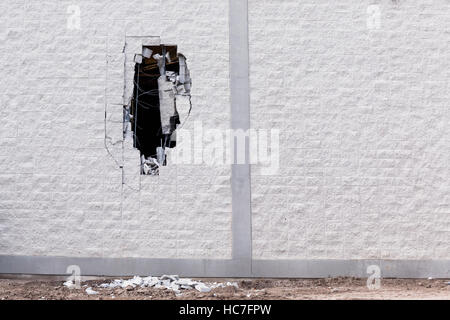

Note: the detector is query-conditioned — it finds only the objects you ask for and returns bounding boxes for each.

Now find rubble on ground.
[63,280,76,289]
[85,287,99,295]
[97,275,238,295]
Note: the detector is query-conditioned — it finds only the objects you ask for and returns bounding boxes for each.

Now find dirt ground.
[0,276,449,300]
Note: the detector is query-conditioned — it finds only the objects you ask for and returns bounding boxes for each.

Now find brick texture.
[249,0,450,260]
[1,0,449,263]
[0,0,231,259]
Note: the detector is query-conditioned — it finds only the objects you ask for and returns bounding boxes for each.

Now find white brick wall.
[250,0,450,260]
[0,0,449,264]
[0,0,232,259]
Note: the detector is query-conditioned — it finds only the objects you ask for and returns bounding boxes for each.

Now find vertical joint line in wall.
[230,0,252,275]
[246,0,253,277]
[103,34,125,255]
[244,0,253,276]
[120,36,127,254]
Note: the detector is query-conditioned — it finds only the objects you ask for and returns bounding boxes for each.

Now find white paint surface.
[0,0,232,259]
[0,0,449,264]
[249,0,450,260]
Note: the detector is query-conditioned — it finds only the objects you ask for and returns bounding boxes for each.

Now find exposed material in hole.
[126,45,192,175]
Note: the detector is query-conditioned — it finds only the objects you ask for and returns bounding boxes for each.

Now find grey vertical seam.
[229,0,252,275]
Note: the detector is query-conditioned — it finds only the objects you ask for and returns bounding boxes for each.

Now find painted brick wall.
[1,0,449,265]
[0,0,232,259]
[249,0,450,260]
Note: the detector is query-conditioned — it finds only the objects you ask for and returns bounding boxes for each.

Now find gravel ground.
[0,276,449,300]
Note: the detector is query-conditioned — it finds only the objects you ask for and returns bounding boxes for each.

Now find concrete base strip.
[0,256,245,277]
[252,259,450,278]
[1,256,448,278]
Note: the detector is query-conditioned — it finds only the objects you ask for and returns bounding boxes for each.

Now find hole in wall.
[126,44,192,175]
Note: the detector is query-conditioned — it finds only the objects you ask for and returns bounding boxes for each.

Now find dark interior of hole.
[130,45,180,159]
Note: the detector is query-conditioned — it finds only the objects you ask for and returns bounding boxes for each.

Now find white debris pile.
[85,287,99,295]
[63,280,76,289]
[98,275,238,295]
